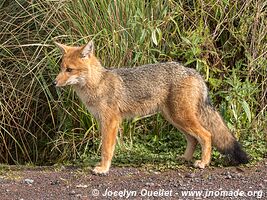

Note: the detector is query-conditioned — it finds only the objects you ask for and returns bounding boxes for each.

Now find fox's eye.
[66,67,73,72]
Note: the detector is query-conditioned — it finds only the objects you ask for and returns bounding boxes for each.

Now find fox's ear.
[54,41,69,54]
[81,40,94,58]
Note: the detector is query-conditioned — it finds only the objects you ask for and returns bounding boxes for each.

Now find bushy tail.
[198,99,249,165]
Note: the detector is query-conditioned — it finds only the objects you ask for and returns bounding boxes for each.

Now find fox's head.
[53,40,102,87]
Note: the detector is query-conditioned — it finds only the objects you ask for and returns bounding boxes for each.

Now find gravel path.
[0,159,266,200]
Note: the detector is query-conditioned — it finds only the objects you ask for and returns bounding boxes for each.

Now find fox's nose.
[53,80,57,86]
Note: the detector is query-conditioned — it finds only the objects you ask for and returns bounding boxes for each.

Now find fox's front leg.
[93,116,120,175]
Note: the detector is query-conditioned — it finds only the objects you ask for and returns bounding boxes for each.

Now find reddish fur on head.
[54,40,102,87]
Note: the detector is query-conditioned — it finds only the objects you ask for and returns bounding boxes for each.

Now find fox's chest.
[74,86,101,118]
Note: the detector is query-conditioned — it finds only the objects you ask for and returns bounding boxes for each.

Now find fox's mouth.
[65,76,80,85]
[53,75,86,87]
[53,81,66,87]
[53,80,66,87]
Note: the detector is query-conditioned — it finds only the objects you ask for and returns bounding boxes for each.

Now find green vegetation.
[0,0,266,167]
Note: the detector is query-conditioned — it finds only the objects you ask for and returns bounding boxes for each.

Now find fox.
[53,40,249,174]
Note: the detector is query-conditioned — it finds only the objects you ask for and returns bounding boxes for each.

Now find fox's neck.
[74,65,106,90]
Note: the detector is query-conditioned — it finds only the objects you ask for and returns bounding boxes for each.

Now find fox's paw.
[176,155,192,164]
[193,160,207,169]
[92,166,109,175]
[182,154,194,161]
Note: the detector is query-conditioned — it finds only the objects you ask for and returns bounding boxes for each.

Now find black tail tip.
[225,140,249,165]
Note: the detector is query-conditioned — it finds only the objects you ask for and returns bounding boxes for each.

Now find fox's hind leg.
[162,112,198,162]
[189,126,212,169]
[183,134,198,161]
[163,76,212,168]
[171,118,212,168]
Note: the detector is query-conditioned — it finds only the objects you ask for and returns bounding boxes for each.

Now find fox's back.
[114,62,194,86]
[112,62,203,117]
[113,62,200,96]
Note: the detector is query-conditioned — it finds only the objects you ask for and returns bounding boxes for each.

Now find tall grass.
[0,0,266,165]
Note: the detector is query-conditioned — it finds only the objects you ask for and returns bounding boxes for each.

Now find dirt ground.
[0,159,266,200]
